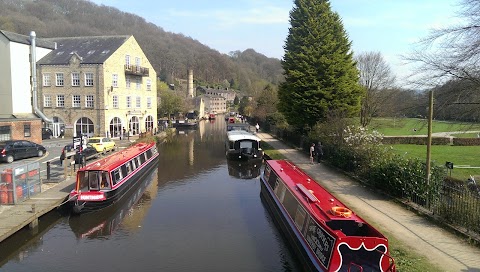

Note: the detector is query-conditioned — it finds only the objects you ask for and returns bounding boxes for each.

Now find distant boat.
[172,119,198,129]
[226,123,251,132]
[260,160,396,271]
[67,142,159,214]
[225,130,263,161]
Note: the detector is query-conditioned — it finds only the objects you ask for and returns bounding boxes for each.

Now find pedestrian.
[255,123,260,133]
[315,142,323,163]
[310,143,315,164]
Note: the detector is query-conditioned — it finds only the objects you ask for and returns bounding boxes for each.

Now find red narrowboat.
[68,142,159,214]
[260,160,396,271]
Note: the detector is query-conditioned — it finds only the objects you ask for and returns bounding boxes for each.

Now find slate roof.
[0,30,57,49]
[38,35,130,65]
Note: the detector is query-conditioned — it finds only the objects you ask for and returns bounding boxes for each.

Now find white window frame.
[72,95,81,108]
[136,78,141,90]
[146,79,151,91]
[112,95,119,109]
[112,74,118,88]
[136,96,141,108]
[71,72,80,86]
[146,97,152,109]
[43,73,51,87]
[125,55,130,66]
[56,95,65,107]
[126,77,131,89]
[85,73,94,86]
[85,95,94,108]
[126,96,132,108]
[44,95,52,107]
[56,73,64,86]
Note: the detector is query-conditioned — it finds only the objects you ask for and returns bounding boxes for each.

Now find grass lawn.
[388,144,480,180]
[261,141,286,160]
[369,118,480,136]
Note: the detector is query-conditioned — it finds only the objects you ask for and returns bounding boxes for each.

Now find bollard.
[46,161,51,180]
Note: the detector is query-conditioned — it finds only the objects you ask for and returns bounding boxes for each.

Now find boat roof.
[80,142,155,171]
[227,131,260,142]
[265,160,370,225]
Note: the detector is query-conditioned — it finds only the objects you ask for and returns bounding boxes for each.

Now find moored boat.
[68,142,159,214]
[225,130,263,161]
[260,160,396,271]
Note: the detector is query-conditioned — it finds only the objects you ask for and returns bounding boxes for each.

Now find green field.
[369,118,480,136]
[370,118,480,180]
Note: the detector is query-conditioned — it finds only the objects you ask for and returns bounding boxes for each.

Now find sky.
[89,0,463,84]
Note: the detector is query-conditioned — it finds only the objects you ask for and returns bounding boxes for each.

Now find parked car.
[59,143,76,163]
[88,137,116,154]
[74,144,99,165]
[0,140,46,163]
[42,128,53,140]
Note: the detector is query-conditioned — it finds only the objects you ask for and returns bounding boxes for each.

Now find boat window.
[121,164,127,177]
[240,141,253,149]
[146,149,152,159]
[139,154,145,164]
[100,171,111,190]
[77,172,89,192]
[283,189,297,215]
[294,205,307,231]
[112,168,122,185]
[125,162,132,174]
[135,156,141,166]
[88,171,100,191]
[130,159,137,170]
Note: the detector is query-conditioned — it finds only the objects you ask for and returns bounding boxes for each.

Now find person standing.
[315,142,323,163]
[255,123,260,133]
[310,143,315,164]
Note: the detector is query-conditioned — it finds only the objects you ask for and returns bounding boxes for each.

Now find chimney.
[187,69,194,98]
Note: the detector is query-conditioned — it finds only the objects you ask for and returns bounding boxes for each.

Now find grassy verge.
[261,141,287,160]
[369,118,480,136]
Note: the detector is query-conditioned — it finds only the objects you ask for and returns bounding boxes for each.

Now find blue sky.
[89,0,462,82]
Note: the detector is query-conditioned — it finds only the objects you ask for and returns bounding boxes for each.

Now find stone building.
[37,35,157,138]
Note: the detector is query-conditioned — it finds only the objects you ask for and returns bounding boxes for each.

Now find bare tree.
[405,0,480,87]
[355,51,396,127]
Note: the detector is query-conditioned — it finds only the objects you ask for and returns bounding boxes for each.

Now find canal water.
[0,120,302,272]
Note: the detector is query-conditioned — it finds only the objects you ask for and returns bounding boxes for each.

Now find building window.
[136,96,141,108]
[0,126,11,141]
[86,95,94,108]
[136,78,141,90]
[43,73,51,86]
[146,79,151,91]
[135,57,141,66]
[44,95,52,107]
[147,97,152,108]
[57,95,65,107]
[24,124,31,137]
[85,73,94,86]
[112,95,119,108]
[126,77,131,89]
[112,74,118,88]
[72,95,81,108]
[72,72,80,86]
[125,55,130,66]
[56,73,64,86]
[126,96,132,108]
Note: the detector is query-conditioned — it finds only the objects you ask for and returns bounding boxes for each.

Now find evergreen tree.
[278,0,363,131]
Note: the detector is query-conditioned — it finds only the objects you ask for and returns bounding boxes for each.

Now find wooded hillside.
[0,0,283,94]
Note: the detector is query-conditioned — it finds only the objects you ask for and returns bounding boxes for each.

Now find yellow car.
[87,137,116,154]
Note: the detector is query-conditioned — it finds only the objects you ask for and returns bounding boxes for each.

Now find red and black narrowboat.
[68,142,159,214]
[260,160,396,272]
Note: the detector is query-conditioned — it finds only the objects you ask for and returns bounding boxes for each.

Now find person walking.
[315,142,323,163]
[255,123,260,133]
[310,143,316,164]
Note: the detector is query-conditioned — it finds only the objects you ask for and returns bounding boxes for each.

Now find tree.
[356,51,396,127]
[157,88,185,118]
[406,0,480,87]
[278,0,363,131]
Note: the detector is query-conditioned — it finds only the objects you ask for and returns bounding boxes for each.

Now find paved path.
[257,132,480,272]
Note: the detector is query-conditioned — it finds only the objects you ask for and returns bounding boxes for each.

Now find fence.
[0,162,42,205]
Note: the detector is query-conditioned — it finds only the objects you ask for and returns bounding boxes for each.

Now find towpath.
[256,132,480,272]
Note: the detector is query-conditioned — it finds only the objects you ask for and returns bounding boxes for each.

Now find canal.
[0,120,302,272]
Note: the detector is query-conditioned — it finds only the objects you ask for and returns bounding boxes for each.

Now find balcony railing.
[124,64,149,77]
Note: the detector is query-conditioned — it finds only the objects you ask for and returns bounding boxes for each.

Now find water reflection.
[69,169,158,239]
[227,159,262,179]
